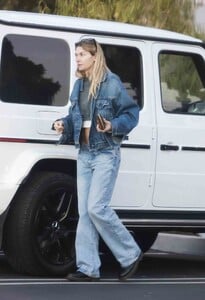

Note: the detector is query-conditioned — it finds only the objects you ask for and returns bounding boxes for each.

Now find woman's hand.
[96,117,112,133]
[53,120,64,134]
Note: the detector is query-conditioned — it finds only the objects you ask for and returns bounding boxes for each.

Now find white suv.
[0,10,205,275]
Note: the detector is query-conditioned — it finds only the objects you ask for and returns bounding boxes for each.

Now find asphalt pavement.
[1,251,205,299]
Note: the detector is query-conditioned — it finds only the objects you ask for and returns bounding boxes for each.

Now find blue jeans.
[76,144,141,278]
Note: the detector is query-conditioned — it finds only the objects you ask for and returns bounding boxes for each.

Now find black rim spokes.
[34,187,76,265]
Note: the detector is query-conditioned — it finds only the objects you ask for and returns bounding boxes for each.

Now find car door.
[0,28,71,140]
[152,43,205,208]
[80,36,157,208]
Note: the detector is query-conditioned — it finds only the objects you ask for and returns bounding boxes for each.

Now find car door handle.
[160,144,179,151]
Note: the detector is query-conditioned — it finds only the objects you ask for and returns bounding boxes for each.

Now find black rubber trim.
[115,210,205,220]
[0,137,151,149]
[160,145,205,152]
[116,210,205,231]
[0,137,57,144]
[121,144,150,149]
[26,139,58,144]
[182,146,205,152]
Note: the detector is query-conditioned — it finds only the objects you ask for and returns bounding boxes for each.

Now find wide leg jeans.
[76,145,141,278]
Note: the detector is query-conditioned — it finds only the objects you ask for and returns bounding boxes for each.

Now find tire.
[3,171,77,276]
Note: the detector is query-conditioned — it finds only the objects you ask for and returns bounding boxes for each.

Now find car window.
[102,44,143,108]
[0,34,70,106]
[159,51,205,114]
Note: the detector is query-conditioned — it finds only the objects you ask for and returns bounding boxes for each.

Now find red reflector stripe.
[0,137,27,143]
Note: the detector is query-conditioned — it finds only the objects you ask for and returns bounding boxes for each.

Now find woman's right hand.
[53,120,64,134]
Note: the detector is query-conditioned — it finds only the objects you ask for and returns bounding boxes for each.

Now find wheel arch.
[7,157,77,212]
[0,158,77,248]
[20,157,77,188]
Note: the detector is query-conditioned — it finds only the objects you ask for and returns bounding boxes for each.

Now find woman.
[53,38,142,281]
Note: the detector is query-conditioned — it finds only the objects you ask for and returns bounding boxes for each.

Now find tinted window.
[102,44,142,107]
[0,34,70,106]
[159,51,205,114]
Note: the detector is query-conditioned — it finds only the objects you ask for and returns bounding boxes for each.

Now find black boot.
[66,271,100,282]
[119,252,143,281]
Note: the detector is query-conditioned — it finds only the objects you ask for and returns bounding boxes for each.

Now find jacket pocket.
[96,99,113,120]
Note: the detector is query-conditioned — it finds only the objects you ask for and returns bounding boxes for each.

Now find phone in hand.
[97,113,106,130]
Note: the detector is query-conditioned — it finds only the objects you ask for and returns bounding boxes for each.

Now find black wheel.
[3,171,77,276]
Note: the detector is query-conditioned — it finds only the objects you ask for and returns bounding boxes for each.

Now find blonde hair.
[75,39,108,99]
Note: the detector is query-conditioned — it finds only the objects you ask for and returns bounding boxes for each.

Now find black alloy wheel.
[3,172,77,276]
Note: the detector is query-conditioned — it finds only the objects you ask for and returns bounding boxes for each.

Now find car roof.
[0,10,202,44]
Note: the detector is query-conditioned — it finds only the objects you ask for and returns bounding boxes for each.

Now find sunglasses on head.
[75,38,97,48]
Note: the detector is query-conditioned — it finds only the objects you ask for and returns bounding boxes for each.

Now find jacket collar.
[101,70,110,83]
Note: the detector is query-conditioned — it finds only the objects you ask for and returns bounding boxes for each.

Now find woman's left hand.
[96,117,112,133]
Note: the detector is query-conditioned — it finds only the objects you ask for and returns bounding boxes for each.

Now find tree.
[52,0,201,37]
[0,0,39,12]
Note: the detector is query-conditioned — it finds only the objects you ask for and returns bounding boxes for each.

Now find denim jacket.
[59,71,139,150]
